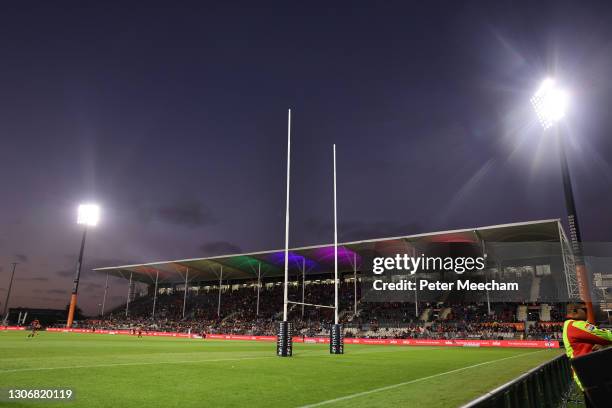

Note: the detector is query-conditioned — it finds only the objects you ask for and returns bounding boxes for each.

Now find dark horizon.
[2,1,612,315]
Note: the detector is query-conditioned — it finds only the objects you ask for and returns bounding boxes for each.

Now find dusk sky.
[2,1,612,315]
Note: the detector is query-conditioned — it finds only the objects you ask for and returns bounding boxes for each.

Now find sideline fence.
[460,354,572,408]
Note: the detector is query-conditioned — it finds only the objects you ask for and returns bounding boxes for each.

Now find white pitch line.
[0,355,274,374]
[297,350,551,408]
[0,345,443,373]
[0,347,346,374]
[0,349,353,374]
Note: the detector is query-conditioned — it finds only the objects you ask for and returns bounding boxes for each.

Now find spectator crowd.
[72,279,564,341]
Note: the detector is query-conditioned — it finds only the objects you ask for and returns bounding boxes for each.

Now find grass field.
[0,331,562,408]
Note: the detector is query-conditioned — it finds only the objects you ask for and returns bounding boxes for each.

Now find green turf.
[0,331,561,408]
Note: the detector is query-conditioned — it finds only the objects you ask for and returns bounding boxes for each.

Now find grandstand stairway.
[439,307,452,320]
[420,308,432,322]
[222,312,240,324]
[516,305,528,321]
[530,276,541,302]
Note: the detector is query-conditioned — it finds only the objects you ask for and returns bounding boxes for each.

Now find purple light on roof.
[311,246,360,267]
[264,251,317,270]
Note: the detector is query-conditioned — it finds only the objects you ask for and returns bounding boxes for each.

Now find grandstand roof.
[93,219,565,285]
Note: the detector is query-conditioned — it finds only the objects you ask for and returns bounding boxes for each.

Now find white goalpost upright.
[283,109,291,323]
[330,144,344,354]
[334,144,338,325]
[277,109,293,357]
[276,112,343,356]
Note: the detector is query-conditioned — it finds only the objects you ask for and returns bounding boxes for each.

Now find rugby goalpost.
[276,110,343,357]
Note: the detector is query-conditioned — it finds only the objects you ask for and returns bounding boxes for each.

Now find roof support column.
[101,272,109,317]
[217,266,223,317]
[353,253,357,316]
[301,257,305,318]
[256,263,261,316]
[475,231,491,316]
[182,268,189,319]
[413,246,419,319]
[125,271,132,317]
[484,273,491,315]
[152,270,159,319]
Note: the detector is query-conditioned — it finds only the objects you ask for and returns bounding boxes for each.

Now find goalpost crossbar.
[287,300,336,309]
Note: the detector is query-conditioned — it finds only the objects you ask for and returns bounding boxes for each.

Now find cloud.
[15,254,28,262]
[32,288,65,295]
[152,200,216,227]
[56,269,74,278]
[55,258,132,278]
[31,297,63,303]
[16,276,49,282]
[342,221,423,239]
[82,282,103,290]
[199,241,242,256]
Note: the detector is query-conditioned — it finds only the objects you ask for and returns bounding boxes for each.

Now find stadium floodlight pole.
[67,203,100,328]
[2,262,18,325]
[283,109,291,322]
[531,78,595,323]
[182,268,189,319]
[101,272,109,316]
[152,270,159,318]
[559,135,595,320]
[125,271,132,317]
[333,144,339,325]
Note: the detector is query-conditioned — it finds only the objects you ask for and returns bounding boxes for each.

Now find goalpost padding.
[276,321,293,357]
[330,324,344,354]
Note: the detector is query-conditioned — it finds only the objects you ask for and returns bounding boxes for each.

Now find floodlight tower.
[66,204,100,327]
[531,78,595,322]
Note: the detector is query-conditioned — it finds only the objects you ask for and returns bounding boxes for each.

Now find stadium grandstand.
[83,219,578,341]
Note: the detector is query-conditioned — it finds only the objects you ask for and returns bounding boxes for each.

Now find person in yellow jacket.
[563,303,612,407]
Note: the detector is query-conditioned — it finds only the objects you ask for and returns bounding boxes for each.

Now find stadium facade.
[94,219,580,317]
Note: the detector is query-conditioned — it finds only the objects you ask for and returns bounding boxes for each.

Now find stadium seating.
[77,277,565,340]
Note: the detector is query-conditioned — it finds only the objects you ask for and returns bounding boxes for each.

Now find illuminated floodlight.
[530,78,569,130]
[77,204,100,226]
